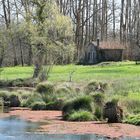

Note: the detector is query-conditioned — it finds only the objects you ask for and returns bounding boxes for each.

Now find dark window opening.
[92,52,94,61]
[88,52,90,61]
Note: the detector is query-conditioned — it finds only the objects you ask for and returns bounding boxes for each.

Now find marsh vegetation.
[0,62,140,125]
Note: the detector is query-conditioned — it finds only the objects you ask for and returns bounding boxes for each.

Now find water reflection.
[0,134,138,140]
[0,116,139,140]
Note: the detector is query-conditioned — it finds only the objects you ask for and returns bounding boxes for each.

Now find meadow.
[1,61,140,94]
[0,61,140,124]
[0,61,140,82]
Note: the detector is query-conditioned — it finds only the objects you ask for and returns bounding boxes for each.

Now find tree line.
[0,0,140,77]
[56,0,140,59]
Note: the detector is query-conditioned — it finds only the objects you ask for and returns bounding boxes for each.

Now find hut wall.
[84,44,98,64]
[100,49,123,61]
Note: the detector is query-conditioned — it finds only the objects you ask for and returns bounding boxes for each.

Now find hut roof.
[87,41,98,46]
[99,41,125,50]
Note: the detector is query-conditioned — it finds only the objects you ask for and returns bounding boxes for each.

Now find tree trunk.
[28,45,33,66]
[0,46,5,67]
[19,38,24,66]
[33,44,45,78]
[112,0,116,39]
[120,0,124,43]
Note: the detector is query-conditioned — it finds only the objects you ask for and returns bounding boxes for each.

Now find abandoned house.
[81,40,124,64]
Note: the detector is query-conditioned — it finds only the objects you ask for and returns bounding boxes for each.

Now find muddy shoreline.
[0,108,140,139]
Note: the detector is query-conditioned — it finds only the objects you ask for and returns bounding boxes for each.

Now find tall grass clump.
[17,90,33,100]
[17,90,34,107]
[85,81,108,94]
[36,82,54,94]
[91,93,105,120]
[0,91,20,107]
[46,98,64,110]
[44,86,75,110]
[84,81,98,94]
[31,101,46,110]
[0,91,9,101]
[92,93,105,106]
[54,86,76,101]
[55,87,71,95]
[22,93,43,107]
[62,96,93,120]
[124,114,140,125]
[67,110,94,121]
[119,92,140,114]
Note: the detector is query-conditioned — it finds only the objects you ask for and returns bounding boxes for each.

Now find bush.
[101,83,108,90]
[85,81,98,94]
[133,108,140,114]
[90,93,105,120]
[119,96,140,114]
[103,101,123,123]
[31,101,46,110]
[12,79,24,87]
[124,114,140,125]
[23,93,43,107]
[75,87,81,93]
[0,78,38,87]
[55,87,71,95]
[21,78,38,87]
[62,96,92,119]
[18,91,34,107]
[18,90,32,100]
[54,87,74,101]
[21,100,28,107]
[9,94,20,107]
[111,98,119,105]
[0,91,9,101]
[0,91,21,107]
[85,81,108,94]
[92,93,105,106]
[0,80,12,87]
[67,110,94,121]
[46,99,64,110]
[94,107,102,120]
[36,82,54,94]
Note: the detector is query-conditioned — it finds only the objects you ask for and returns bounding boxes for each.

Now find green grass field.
[1,61,140,95]
[0,61,140,81]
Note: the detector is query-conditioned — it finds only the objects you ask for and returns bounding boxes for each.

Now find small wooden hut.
[81,40,124,64]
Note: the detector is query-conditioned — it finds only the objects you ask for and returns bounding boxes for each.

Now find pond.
[0,116,139,140]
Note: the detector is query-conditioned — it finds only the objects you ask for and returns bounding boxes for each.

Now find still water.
[0,116,139,140]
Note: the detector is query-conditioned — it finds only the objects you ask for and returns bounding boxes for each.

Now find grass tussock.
[31,101,46,110]
[124,114,140,125]
[62,96,93,120]
[36,82,54,94]
[22,93,43,107]
[67,110,94,121]
[118,93,140,114]
[85,81,108,94]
